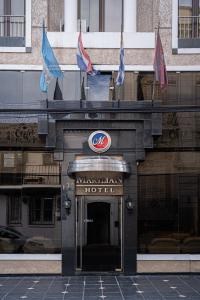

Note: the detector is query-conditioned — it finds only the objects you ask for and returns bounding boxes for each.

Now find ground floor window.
[0,150,61,254]
[138,151,200,254]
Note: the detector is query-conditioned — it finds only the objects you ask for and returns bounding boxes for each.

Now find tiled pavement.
[0,275,200,300]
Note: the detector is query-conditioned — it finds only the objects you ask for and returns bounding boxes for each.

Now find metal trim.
[68,156,131,178]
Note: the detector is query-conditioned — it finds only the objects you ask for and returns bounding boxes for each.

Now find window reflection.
[0,151,61,254]
[138,152,200,254]
[87,74,111,101]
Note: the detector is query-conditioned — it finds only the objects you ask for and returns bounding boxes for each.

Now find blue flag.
[40,23,63,92]
[116,47,125,86]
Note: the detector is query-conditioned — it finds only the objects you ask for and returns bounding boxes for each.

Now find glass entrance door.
[76,196,123,272]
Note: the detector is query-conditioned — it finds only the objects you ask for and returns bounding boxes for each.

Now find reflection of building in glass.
[0,151,61,255]
[0,0,199,275]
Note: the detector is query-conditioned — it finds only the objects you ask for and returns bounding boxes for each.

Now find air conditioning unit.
[77,19,87,32]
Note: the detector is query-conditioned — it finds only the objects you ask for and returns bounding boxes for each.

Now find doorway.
[76,196,123,272]
[87,202,110,245]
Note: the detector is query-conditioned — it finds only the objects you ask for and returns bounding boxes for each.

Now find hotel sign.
[76,175,123,196]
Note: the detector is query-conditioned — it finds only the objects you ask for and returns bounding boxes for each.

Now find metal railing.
[178,16,200,39]
[0,15,25,37]
[23,165,61,186]
[0,165,61,186]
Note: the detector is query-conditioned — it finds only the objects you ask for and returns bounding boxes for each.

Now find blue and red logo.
[88,131,111,153]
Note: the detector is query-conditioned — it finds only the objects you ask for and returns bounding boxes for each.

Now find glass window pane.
[11,0,24,15]
[0,0,4,15]
[179,0,193,38]
[79,0,99,32]
[104,0,122,32]
[8,195,22,225]
[138,148,200,255]
[0,151,61,254]
[0,71,22,104]
[87,74,111,101]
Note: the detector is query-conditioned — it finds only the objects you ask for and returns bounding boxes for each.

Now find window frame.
[29,197,55,226]
[173,0,200,53]
[7,194,22,225]
[0,0,31,53]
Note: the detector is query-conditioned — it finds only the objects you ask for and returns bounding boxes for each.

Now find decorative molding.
[0,124,43,147]
[1,64,200,71]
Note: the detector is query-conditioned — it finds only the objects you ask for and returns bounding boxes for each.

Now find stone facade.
[0,0,200,66]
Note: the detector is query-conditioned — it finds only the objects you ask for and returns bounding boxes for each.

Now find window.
[87,73,111,101]
[78,0,122,32]
[178,0,200,46]
[0,0,25,47]
[3,153,15,168]
[8,195,22,225]
[138,172,200,254]
[29,197,55,225]
[48,0,64,32]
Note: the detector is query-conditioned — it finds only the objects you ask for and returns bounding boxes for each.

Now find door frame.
[75,195,123,272]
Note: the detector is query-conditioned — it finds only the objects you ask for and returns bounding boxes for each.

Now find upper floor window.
[78,0,122,32]
[0,0,25,46]
[179,0,200,40]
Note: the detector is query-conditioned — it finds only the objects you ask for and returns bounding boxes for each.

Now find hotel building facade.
[0,0,199,275]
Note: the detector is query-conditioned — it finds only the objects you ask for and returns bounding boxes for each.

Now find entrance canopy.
[68,156,131,178]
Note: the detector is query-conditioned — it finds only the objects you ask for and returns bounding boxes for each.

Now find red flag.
[153,29,168,89]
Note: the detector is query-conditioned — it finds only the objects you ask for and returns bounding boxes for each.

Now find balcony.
[0,165,61,188]
[178,16,200,48]
[0,15,25,47]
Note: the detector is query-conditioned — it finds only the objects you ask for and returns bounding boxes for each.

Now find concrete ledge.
[137,261,190,273]
[0,261,61,274]
[137,255,200,272]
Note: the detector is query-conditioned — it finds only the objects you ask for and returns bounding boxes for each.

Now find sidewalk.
[0,275,200,299]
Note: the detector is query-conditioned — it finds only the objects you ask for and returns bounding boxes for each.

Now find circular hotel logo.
[88,131,111,153]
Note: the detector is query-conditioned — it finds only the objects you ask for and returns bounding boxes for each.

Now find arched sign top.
[88,131,111,153]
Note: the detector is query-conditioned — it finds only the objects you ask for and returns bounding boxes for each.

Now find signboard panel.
[76,174,123,196]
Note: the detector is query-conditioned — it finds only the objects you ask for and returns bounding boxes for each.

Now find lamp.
[64,195,71,214]
[126,196,134,211]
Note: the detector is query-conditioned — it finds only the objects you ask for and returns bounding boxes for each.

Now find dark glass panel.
[8,195,22,225]
[154,112,200,149]
[138,151,200,254]
[0,151,61,254]
[138,72,200,106]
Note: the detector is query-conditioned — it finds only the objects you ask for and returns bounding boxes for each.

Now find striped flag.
[40,22,63,92]
[153,29,168,89]
[116,36,125,86]
[76,32,97,75]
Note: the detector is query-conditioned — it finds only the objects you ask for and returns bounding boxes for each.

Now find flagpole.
[117,0,124,105]
[42,19,49,132]
[152,23,159,106]
[79,0,83,107]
